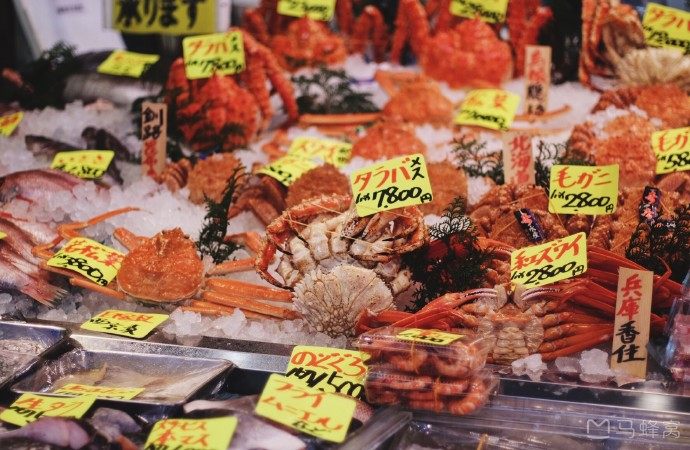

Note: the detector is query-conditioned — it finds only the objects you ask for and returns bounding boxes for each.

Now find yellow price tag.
[47,237,123,286]
[286,346,369,399]
[144,417,238,450]
[0,111,23,137]
[652,127,690,174]
[350,153,433,217]
[642,3,690,54]
[50,150,115,180]
[277,0,337,21]
[449,0,509,23]
[455,89,520,131]
[396,328,464,346]
[182,31,246,80]
[510,232,588,288]
[53,384,143,400]
[288,137,352,167]
[0,394,95,427]
[81,309,169,339]
[112,0,217,35]
[97,50,159,78]
[548,164,619,215]
[258,153,319,186]
[0,231,6,240]
[256,374,355,443]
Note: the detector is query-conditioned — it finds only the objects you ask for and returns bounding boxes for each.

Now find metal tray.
[0,321,69,391]
[11,337,234,407]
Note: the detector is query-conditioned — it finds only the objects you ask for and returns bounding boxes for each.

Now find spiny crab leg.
[201,291,298,319]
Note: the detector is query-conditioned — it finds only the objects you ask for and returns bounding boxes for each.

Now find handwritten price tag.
[81,309,169,339]
[652,127,690,174]
[112,0,216,35]
[0,111,23,136]
[351,153,433,217]
[277,0,336,21]
[50,150,115,180]
[449,0,509,23]
[256,374,355,443]
[288,137,352,167]
[47,237,123,286]
[144,417,238,450]
[643,3,690,54]
[286,346,368,399]
[0,231,6,240]
[396,328,463,346]
[259,153,319,186]
[510,232,587,288]
[97,50,159,78]
[53,384,143,400]
[0,394,95,427]
[182,31,246,80]
[548,164,619,215]
[524,45,551,115]
[455,89,520,131]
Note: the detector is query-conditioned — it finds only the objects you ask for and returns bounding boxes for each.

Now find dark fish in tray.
[82,126,137,163]
[0,169,82,204]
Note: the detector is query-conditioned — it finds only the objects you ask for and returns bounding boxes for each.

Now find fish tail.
[20,279,66,306]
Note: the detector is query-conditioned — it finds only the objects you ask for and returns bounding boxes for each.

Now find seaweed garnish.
[293,68,379,115]
[452,138,504,185]
[404,197,489,311]
[196,167,245,263]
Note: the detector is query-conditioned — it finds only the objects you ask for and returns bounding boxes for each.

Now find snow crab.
[166,29,298,152]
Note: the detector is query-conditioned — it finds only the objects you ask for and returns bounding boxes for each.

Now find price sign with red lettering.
[510,232,588,288]
[182,31,246,80]
[259,153,319,186]
[81,309,169,339]
[277,0,336,21]
[396,329,464,346]
[141,102,167,179]
[54,384,144,400]
[51,150,115,180]
[288,137,352,167]
[350,153,433,217]
[502,131,536,185]
[0,393,95,427]
[524,45,551,115]
[548,164,619,215]
[652,127,690,174]
[256,374,356,443]
[47,237,124,286]
[611,268,653,379]
[455,89,520,131]
[144,417,238,450]
[97,50,159,78]
[0,111,23,137]
[286,346,368,399]
[449,0,509,23]
[642,3,690,54]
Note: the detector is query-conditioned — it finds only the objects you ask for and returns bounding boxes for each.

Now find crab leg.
[57,207,139,239]
[205,278,293,302]
[209,259,256,274]
[298,113,380,126]
[69,277,127,301]
[540,329,614,361]
[543,323,611,341]
[201,291,298,319]
[182,301,273,320]
[224,232,263,254]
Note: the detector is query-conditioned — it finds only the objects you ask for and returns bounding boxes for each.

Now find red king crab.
[166,29,299,152]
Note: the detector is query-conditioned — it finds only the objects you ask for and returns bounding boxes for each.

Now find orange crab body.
[271,18,348,71]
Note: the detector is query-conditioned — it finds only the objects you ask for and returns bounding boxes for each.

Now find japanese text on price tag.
[0,394,94,427]
[51,150,115,180]
[0,111,23,137]
[350,153,433,217]
[144,417,238,450]
[449,0,509,23]
[611,268,653,379]
[286,346,369,399]
[510,232,588,288]
[642,3,690,54]
[397,328,464,346]
[182,31,246,80]
[0,231,6,240]
[277,0,336,21]
[455,89,520,131]
[652,127,690,174]
[141,102,168,178]
[502,131,536,185]
[81,309,169,339]
[256,374,355,443]
[524,45,551,115]
[288,137,352,167]
[97,50,159,78]
[548,164,619,215]
[47,237,123,286]
[54,384,144,400]
[258,153,319,186]
[112,0,217,35]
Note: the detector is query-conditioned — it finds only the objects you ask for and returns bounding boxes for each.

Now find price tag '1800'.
[182,31,246,80]
[455,89,520,131]
[81,309,169,339]
[548,164,619,215]
[51,150,115,180]
[510,232,588,288]
[652,126,690,174]
[47,237,124,286]
[350,153,433,217]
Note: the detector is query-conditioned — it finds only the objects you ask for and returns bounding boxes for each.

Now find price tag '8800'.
[350,153,433,217]
[510,232,588,288]
[454,89,520,131]
[277,0,336,21]
[182,31,246,80]
[47,237,123,286]
[51,150,115,180]
[548,164,619,215]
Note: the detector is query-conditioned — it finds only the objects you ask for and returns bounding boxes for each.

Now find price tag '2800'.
[47,237,124,286]
[350,153,433,217]
[548,164,619,215]
[510,232,588,288]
